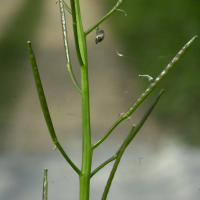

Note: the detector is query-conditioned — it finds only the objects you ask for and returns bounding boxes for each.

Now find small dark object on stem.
[95,27,105,44]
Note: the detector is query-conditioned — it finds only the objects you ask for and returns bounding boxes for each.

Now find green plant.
[27,1,197,199]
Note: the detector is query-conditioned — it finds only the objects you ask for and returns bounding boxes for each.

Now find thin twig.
[101,89,164,200]
[85,0,125,35]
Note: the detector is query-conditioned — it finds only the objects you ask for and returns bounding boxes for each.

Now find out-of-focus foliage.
[0,0,44,147]
[105,0,200,146]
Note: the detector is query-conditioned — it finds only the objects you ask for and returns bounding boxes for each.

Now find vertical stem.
[43,169,48,200]
[70,0,92,199]
[79,59,93,200]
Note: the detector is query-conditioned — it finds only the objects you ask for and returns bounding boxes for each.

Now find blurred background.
[0,0,200,199]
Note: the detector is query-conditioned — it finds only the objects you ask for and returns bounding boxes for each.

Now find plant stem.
[91,155,117,178]
[69,0,84,65]
[79,61,93,199]
[43,169,48,200]
[102,89,164,200]
[85,0,125,35]
[60,0,72,14]
[69,0,92,199]
[101,126,135,200]
[92,90,164,178]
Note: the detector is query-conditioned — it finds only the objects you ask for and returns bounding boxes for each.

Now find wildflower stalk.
[28,0,198,198]
[68,0,92,199]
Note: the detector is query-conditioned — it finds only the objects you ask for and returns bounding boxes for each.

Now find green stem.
[91,155,117,178]
[43,169,48,200]
[60,0,72,14]
[79,62,93,199]
[92,35,197,149]
[70,0,85,65]
[27,41,81,175]
[102,89,164,200]
[127,90,164,145]
[59,1,81,93]
[85,0,125,35]
[69,0,92,199]
[101,126,135,200]
[92,118,123,149]
[92,90,164,178]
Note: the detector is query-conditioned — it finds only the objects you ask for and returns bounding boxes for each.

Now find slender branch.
[101,125,134,200]
[92,35,197,149]
[73,0,87,64]
[90,154,117,178]
[92,90,164,179]
[60,0,72,14]
[101,89,164,200]
[91,134,129,178]
[92,118,123,149]
[27,41,81,175]
[85,0,125,35]
[69,0,84,65]
[59,1,81,93]
[43,169,48,200]
[127,90,164,145]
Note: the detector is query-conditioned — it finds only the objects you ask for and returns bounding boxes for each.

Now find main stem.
[79,30,92,200]
[71,0,92,199]
[79,36,92,200]
[79,28,92,200]
[79,60,92,200]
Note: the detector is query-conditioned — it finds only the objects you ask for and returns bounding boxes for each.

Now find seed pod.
[95,27,105,44]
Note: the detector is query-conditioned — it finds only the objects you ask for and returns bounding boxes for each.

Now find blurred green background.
[0,0,45,150]
[0,0,199,149]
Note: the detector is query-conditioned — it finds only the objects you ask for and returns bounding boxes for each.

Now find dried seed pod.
[95,27,105,44]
